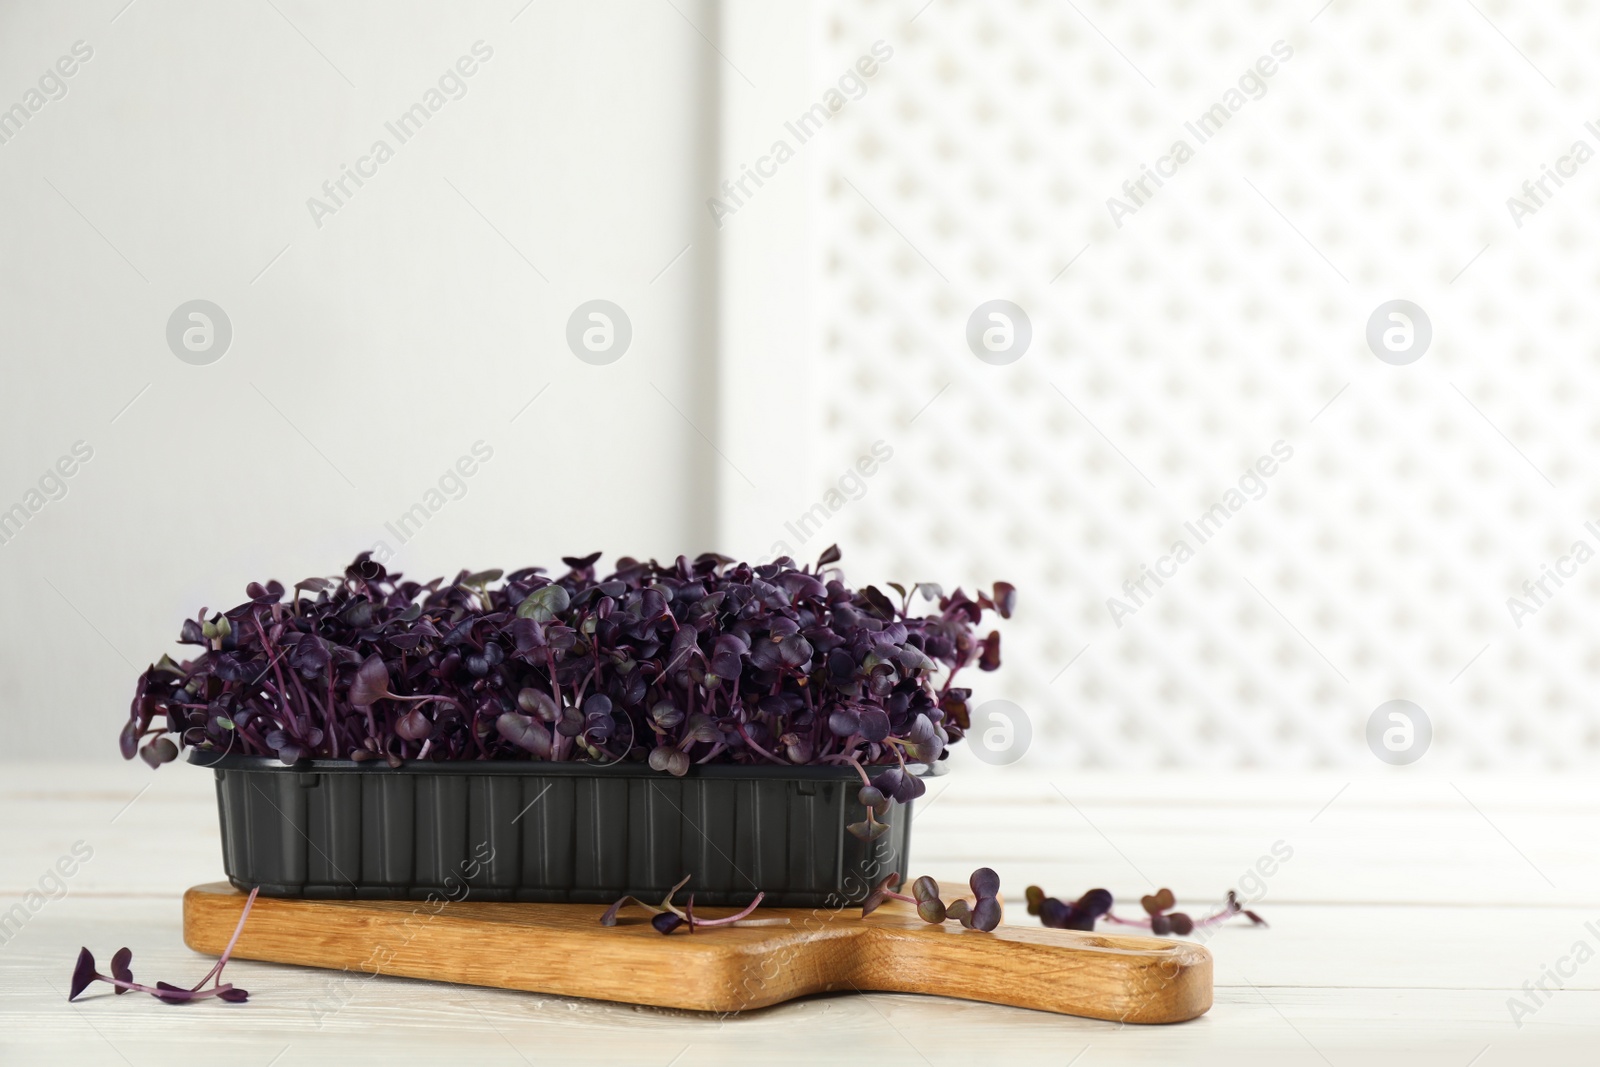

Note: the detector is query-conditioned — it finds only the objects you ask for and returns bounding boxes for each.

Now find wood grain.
[182,881,1211,1023]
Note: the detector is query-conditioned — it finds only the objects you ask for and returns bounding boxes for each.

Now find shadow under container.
[198,753,942,908]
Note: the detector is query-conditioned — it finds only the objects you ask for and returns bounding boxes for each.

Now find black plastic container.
[200,753,940,906]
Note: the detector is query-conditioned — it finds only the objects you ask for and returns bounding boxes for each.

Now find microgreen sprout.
[1026,885,1268,935]
[600,875,792,935]
[69,888,259,1004]
[860,867,1002,931]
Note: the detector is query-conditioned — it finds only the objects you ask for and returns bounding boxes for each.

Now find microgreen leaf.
[860,873,901,917]
[69,948,96,1001]
[599,896,661,926]
[109,948,133,994]
[516,583,570,623]
[348,655,390,708]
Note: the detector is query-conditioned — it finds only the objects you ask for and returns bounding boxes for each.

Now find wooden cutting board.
[183,881,1211,1023]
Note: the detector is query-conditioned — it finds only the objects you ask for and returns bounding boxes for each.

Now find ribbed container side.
[306,773,362,898]
[517,775,577,896]
[359,774,415,895]
[467,775,522,898]
[207,757,934,907]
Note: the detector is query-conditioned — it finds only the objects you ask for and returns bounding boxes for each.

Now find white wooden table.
[4,760,1597,1065]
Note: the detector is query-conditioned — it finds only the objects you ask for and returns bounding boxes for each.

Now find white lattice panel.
[807,0,1600,768]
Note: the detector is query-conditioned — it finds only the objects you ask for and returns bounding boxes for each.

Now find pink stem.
[387,693,457,708]
[256,616,301,736]
[845,756,873,788]
[191,887,259,990]
[99,976,238,1000]
[690,893,766,928]
[1192,904,1244,928]
[543,648,566,761]
[326,664,339,759]
[1105,902,1245,931]
[736,724,788,766]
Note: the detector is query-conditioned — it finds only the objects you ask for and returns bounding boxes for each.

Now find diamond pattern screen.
[801,0,1600,768]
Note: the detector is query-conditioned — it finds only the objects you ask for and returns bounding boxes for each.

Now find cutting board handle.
[835,922,1212,1023]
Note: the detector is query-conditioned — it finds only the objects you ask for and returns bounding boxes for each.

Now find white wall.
[0,0,724,759]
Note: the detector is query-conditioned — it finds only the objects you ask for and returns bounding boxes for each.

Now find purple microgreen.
[122,552,1009,800]
[647,745,690,777]
[1140,888,1176,916]
[857,785,889,813]
[623,876,770,935]
[188,887,258,991]
[963,873,1002,930]
[349,654,457,714]
[686,893,767,928]
[1024,885,1045,915]
[909,876,948,922]
[1029,887,1113,931]
[969,898,1002,932]
[1031,885,1267,936]
[139,737,178,768]
[977,631,1002,671]
[865,869,1005,930]
[496,712,552,758]
[846,814,891,843]
[346,654,390,708]
[655,874,694,918]
[1225,889,1271,927]
[930,867,1003,931]
[154,981,196,1005]
[69,948,97,1001]
[109,947,133,994]
[860,873,903,918]
[68,888,257,1005]
[599,896,662,926]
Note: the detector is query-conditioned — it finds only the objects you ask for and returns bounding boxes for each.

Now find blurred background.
[3,0,1598,772]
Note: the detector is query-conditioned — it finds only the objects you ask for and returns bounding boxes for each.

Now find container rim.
[188,750,949,780]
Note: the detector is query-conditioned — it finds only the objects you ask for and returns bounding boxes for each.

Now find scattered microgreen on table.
[1027,885,1268,934]
[69,888,259,1004]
